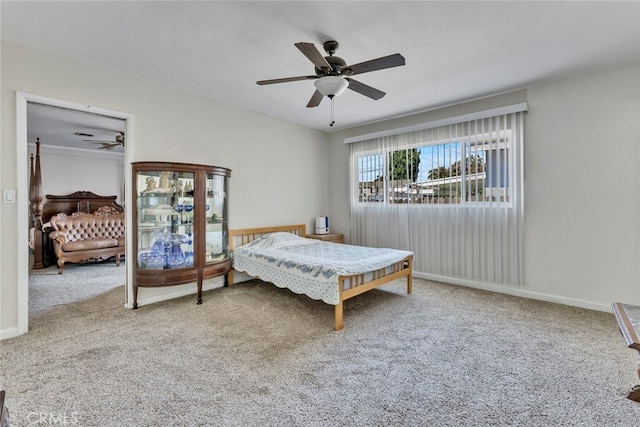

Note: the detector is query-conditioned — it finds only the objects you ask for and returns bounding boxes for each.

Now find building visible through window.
[357,131,511,205]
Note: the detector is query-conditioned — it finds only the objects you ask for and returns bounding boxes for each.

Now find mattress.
[232,232,413,305]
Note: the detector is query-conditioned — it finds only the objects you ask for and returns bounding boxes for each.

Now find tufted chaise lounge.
[49,209,125,274]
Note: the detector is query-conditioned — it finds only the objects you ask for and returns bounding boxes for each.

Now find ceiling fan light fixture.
[314,76,349,97]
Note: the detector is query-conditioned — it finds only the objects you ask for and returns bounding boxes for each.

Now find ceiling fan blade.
[345,78,386,100]
[306,90,323,108]
[346,53,405,76]
[256,75,317,85]
[295,42,331,70]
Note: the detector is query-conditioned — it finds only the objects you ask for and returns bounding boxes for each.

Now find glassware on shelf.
[138,230,191,270]
[141,204,178,224]
[184,251,194,267]
[177,203,193,224]
[133,162,231,308]
[184,204,194,223]
[137,252,165,270]
[167,243,185,269]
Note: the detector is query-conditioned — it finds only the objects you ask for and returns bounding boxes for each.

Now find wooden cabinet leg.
[627,365,640,403]
[627,385,640,402]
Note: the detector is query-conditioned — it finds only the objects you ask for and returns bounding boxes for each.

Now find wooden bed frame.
[228,224,413,331]
[29,138,124,269]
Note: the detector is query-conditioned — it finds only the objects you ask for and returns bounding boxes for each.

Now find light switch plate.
[3,189,16,203]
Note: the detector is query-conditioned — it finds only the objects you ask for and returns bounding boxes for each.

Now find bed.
[228,224,413,330]
[29,138,124,269]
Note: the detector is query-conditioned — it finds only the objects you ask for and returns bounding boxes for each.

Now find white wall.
[523,64,640,307]
[28,144,124,205]
[328,64,640,311]
[1,42,329,338]
[4,40,638,338]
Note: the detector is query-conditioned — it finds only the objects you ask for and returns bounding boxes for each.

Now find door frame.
[16,92,135,335]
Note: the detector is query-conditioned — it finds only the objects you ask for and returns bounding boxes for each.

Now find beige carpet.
[3,271,640,426]
[29,260,126,316]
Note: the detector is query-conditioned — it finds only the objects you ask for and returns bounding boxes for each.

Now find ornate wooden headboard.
[42,191,123,223]
[32,192,123,269]
[29,138,124,269]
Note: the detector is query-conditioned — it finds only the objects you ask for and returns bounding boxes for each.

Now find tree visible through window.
[357,136,510,205]
[349,111,525,288]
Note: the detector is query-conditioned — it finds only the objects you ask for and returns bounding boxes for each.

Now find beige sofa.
[49,209,125,274]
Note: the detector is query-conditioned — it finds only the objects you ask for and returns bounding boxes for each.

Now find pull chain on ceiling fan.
[256,40,405,126]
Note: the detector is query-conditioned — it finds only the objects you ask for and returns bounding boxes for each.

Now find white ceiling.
[26,103,126,153]
[3,1,640,139]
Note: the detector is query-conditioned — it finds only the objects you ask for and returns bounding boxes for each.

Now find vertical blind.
[349,107,525,287]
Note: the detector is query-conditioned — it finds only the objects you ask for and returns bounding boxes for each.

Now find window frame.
[352,130,514,208]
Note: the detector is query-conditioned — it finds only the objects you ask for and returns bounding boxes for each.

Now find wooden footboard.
[228,224,413,331]
[335,255,412,331]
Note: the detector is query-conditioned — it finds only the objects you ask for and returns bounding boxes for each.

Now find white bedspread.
[232,232,413,305]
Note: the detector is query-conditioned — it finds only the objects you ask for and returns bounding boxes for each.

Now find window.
[356,131,512,206]
[348,108,526,287]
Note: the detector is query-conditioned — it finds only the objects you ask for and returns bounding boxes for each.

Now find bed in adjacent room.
[228,224,413,330]
[28,138,124,269]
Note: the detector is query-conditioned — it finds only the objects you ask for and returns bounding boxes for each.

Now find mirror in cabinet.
[205,173,228,264]
[132,162,231,308]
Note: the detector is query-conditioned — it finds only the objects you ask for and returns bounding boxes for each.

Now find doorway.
[16,92,134,335]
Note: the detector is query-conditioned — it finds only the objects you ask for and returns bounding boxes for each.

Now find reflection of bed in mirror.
[29,139,124,269]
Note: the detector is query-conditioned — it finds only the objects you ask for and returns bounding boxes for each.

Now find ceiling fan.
[257,40,405,125]
[83,131,125,151]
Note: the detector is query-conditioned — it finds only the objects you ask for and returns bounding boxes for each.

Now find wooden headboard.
[227,224,306,286]
[29,137,124,269]
[29,139,123,227]
[228,224,306,252]
[42,191,123,225]
[31,191,123,270]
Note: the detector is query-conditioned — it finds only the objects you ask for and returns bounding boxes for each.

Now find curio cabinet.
[132,161,231,308]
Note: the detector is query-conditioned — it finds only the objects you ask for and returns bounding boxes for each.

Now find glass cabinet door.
[136,170,195,270]
[205,173,228,263]
[132,161,231,308]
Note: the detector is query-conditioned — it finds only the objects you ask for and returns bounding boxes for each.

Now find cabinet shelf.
[132,161,231,308]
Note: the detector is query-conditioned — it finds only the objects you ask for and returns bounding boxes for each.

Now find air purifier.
[315,216,329,234]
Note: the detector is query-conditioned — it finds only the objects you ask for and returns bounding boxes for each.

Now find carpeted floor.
[29,261,126,316]
[3,270,640,426]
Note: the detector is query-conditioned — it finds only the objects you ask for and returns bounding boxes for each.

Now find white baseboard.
[128,276,226,309]
[413,271,612,313]
[3,272,611,339]
[132,271,614,313]
[0,327,20,340]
